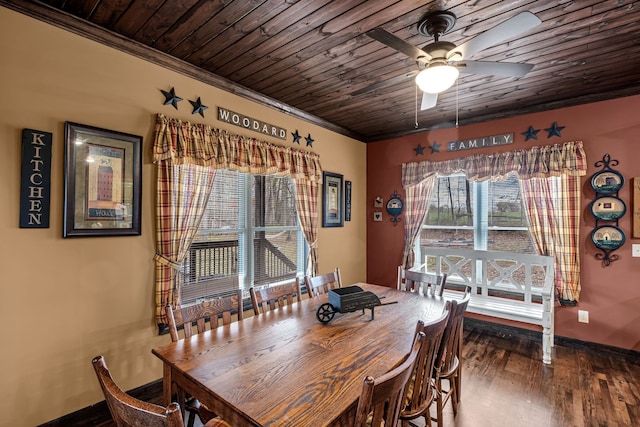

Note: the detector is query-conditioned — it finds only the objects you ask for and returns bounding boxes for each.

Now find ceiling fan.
[363,10,542,110]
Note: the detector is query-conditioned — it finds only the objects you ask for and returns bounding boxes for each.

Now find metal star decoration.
[305,134,314,147]
[292,130,302,144]
[189,97,208,117]
[429,141,441,153]
[160,87,182,109]
[521,125,541,141]
[414,144,425,155]
[545,122,565,138]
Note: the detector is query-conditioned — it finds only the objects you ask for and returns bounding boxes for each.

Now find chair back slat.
[400,306,450,422]
[436,286,471,374]
[166,289,243,341]
[397,266,447,297]
[250,279,302,315]
[304,267,342,298]
[354,332,426,427]
[92,355,185,427]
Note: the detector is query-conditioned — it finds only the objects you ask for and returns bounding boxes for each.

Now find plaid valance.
[403,141,587,187]
[153,113,322,183]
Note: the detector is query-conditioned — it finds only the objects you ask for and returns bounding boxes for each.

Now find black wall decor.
[20,129,52,228]
[590,153,625,266]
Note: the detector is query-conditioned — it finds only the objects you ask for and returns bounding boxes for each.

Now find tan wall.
[0,7,366,426]
[367,93,640,352]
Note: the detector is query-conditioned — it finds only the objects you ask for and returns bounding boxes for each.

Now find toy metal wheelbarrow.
[315,285,397,323]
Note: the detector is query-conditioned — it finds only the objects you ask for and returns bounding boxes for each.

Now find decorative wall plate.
[590,196,626,221]
[590,170,624,194]
[386,190,403,226]
[591,225,626,250]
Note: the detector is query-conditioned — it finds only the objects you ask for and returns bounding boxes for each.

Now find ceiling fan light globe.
[415,65,459,94]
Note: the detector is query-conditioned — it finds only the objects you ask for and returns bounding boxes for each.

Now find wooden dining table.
[151,283,446,427]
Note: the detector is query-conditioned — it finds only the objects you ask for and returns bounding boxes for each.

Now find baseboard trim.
[38,378,163,426]
[464,316,640,364]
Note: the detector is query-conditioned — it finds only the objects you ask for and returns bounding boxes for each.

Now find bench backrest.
[418,248,554,303]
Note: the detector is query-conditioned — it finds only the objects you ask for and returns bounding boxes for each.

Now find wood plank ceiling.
[5,0,640,142]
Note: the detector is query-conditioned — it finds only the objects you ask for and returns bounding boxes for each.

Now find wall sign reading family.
[218,107,287,140]
[63,122,142,237]
[447,133,513,152]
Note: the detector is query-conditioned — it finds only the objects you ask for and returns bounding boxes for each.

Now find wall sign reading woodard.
[218,107,287,140]
[447,133,513,152]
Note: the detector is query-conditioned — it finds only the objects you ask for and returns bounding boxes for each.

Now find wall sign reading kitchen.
[218,107,287,140]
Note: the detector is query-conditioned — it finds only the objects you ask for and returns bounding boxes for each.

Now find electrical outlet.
[578,310,589,323]
[633,244,640,257]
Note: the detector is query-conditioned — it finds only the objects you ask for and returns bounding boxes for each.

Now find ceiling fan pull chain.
[455,79,459,127]
[415,84,419,128]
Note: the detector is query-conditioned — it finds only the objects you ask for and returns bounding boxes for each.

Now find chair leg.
[436,378,443,427]
[187,410,196,427]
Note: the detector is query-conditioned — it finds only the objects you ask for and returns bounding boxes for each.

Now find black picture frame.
[63,122,142,237]
[322,171,344,227]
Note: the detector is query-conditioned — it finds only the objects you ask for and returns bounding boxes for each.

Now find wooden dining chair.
[166,290,243,427]
[304,267,342,297]
[250,279,302,315]
[399,306,451,427]
[354,331,426,427]
[431,286,472,427]
[92,355,230,427]
[397,265,447,297]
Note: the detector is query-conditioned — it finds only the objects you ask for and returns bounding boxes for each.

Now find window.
[418,173,535,254]
[177,169,307,305]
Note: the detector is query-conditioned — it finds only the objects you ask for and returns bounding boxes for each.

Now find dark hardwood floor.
[90,319,640,427]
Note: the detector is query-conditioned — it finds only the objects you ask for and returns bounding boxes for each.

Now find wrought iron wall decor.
[590,154,625,266]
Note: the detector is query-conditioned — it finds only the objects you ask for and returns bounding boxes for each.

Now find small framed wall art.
[63,122,142,237]
[322,171,344,227]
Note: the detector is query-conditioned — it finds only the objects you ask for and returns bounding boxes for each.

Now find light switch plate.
[633,244,640,257]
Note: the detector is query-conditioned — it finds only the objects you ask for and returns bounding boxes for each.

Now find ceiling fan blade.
[421,92,438,110]
[448,11,541,61]
[367,28,432,61]
[456,61,534,77]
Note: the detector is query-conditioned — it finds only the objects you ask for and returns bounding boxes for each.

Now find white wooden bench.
[417,248,555,364]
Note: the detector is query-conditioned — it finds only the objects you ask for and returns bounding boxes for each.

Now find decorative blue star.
[189,97,208,117]
[521,125,540,141]
[414,144,425,155]
[305,134,314,147]
[292,130,302,144]
[160,87,182,109]
[545,122,565,138]
[429,141,441,153]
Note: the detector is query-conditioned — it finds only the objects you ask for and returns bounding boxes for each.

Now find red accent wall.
[367,94,640,351]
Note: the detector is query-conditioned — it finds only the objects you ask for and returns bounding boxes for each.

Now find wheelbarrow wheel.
[316,303,335,323]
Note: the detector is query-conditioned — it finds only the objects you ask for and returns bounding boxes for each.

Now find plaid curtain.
[400,174,436,268]
[402,141,587,304]
[295,179,319,277]
[153,114,322,324]
[154,162,216,324]
[520,175,582,303]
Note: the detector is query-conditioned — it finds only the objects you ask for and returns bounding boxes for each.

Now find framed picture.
[63,122,142,237]
[634,177,640,238]
[322,171,344,227]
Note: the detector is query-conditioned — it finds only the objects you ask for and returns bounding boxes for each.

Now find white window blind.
[177,170,306,305]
